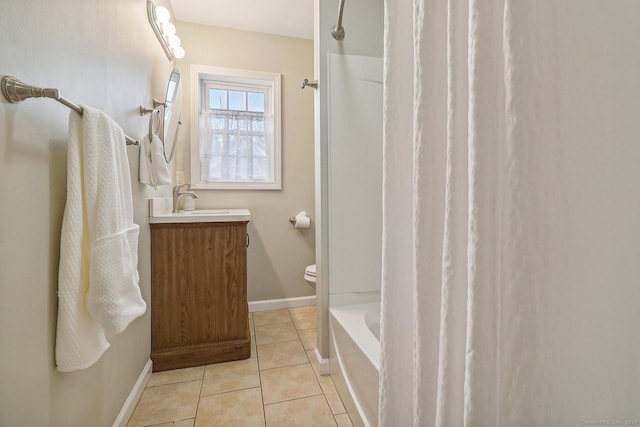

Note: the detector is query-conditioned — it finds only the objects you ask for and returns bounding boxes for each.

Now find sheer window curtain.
[199,109,272,183]
[380,0,640,426]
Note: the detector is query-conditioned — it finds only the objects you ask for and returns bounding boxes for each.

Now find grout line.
[320,375,348,416]
[144,377,203,389]
[252,312,268,426]
[192,366,206,425]
[257,335,267,426]
[333,413,351,427]
[143,378,203,389]
[317,392,337,426]
[199,385,262,398]
[253,320,293,328]
[258,361,310,373]
[253,323,301,345]
[256,338,304,347]
[252,308,294,326]
[263,391,325,408]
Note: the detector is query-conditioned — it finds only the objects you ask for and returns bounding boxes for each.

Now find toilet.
[304,264,316,288]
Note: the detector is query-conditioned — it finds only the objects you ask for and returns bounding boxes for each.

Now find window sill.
[189,182,282,191]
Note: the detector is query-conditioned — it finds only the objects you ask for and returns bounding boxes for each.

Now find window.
[190,65,281,189]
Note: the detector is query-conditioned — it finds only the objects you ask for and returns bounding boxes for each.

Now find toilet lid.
[305,264,316,277]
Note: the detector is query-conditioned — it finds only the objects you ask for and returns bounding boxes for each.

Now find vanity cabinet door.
[150,221,250,372]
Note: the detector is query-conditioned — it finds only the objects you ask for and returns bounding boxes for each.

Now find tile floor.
[127,306,353,427]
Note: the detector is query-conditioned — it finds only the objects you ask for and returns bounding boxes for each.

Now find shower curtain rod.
[1,75,139,146]
[331,0,346,40]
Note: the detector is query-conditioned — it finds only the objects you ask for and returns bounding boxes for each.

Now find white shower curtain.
[379,0,640,426]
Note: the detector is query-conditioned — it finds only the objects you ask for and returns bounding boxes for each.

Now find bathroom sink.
[149,199,251,224]
[150,209,251,224]
[183,209,232,215]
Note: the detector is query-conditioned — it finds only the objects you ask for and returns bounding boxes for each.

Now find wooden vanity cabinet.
[150,221,250,372]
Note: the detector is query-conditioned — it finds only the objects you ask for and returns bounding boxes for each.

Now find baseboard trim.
[314,347,330,376]
[248,295,316,312]
[112,359,152,427]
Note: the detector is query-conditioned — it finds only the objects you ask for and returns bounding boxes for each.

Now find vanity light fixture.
[147,0,185,61]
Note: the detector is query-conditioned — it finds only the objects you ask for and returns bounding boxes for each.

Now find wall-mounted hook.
[139,105,156,116]
[301,78,319,90]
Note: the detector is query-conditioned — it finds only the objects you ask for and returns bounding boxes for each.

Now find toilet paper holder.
[289,211,311,228]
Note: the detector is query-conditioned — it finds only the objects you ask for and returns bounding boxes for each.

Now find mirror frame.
[162,67,182,163]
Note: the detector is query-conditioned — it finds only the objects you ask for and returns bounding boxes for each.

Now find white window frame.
[190,64,282,190]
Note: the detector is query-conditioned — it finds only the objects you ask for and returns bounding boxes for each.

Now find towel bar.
[1,75,139,146]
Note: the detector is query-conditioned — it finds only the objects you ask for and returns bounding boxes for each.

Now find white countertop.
[149,198,251,224]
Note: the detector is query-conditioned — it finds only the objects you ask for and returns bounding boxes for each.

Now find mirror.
[162,67,182,162]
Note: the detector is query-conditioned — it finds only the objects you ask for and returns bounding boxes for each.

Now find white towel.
[139,135,155,187]
[56,106,147,372]
[139,132,172,189]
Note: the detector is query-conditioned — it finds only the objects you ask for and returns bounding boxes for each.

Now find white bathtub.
[329,301,380,427]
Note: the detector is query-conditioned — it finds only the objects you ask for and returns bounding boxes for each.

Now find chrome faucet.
[172,184,198,213]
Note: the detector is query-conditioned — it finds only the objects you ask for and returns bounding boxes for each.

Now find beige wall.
[0,1,172,425]
[174,22,316,301]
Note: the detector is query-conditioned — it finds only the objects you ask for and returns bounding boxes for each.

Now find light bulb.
[155,6,171,23]
[166,35,181,48]
[160,21,176,36]
[173,46,185,59]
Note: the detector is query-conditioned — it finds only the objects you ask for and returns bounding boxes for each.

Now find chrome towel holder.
[1,75,140,145]
[301,78,318,90]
